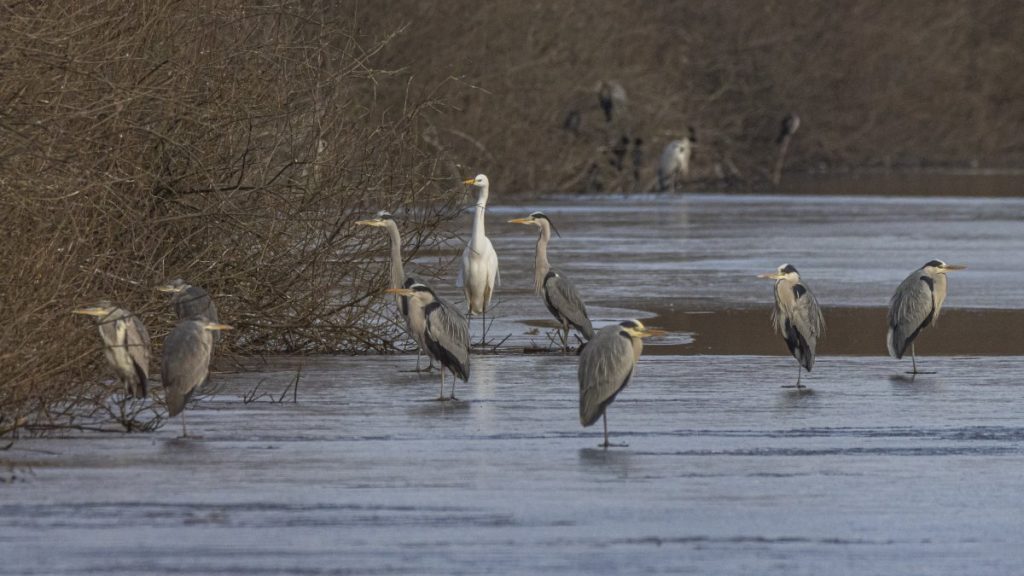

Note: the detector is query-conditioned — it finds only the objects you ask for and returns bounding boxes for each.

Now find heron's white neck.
[533,222,551,295]
[471,186,489,246]
[385,221,405,289]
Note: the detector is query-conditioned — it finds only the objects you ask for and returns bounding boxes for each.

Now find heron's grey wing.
[425,299,470,381]
[545,271,594,340]
[788,283,825,371]
[123,315,151,397]
[174,286,213,320]
[887,272,935,358]
[578,326,635,427]
[161,324,212,416]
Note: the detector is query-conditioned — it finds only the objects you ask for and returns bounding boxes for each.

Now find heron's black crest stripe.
[781,264,798,275]
[792,284,807,299]
[375,211,393,220]
[924,259,944,268]
[619,320,641,330]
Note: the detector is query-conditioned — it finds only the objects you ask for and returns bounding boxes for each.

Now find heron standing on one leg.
[579,319,664,448]
[387,284,469,401]
[458,174,500,346]
[887,260,965,374]
[162,318,233,437]
[73,302,150,399]
[758,264,825,388]
[356,211,433,372]
[508,212,594,352]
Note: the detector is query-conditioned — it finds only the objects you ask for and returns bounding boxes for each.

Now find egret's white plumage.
[657,138,693,191]
[458,174,500,341]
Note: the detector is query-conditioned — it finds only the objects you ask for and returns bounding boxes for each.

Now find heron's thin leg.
[796,364,803,388]
[416,349,421,371]
[602,413,609,449]
[180,412,188,438]
[438,369,446,401]
[481,309,488,345]
[911,343,918,374]
[449,373,458,401]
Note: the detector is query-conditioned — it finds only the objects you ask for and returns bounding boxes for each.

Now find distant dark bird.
[388,284,470,401]
[773,113,801,185]
[162,318,233,436]
[631,138,645,183]
[887,260,965,374]
[776,113,801,144]
[610,135,630,171]
[563,109,581,134]
[73,302,150,398]
[578,319,664,448]
[157,279,219,323]
[356,211,433,371]
[509,212,594,352]
[758,264,825,388]
[597,81,627,123]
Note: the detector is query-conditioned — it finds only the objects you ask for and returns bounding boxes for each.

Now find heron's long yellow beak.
[355,219,383,227]
[203,323,234,331]
[624,326,667,338]
[941,264,967,271]
[508,217,533,225]
[757,272,785,280]
[155,284,180,293]
[72,306,111,317]
[463,178,476,185]
[385,287,415,296]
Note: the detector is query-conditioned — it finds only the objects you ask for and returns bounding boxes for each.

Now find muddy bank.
[631,305,1024,356]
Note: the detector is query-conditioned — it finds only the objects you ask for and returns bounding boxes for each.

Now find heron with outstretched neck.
[508,212,593,352]
[458,174,500,346]
[355,211,433,371]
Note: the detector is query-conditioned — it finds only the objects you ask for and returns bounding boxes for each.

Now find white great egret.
[457,174,500,344]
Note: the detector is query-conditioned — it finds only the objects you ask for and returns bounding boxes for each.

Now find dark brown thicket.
[368,0,1024,193]
[0,2,463,433]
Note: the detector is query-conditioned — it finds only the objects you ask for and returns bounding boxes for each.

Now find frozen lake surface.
[4,190,1024,574]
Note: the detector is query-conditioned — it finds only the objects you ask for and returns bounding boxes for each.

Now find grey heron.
[772,113,800,185]
[355,211,433,371]
[508,212,594,351]
[578,319,664,448]
[458,174,500,344]
[776,113,801,144]
[73,302,150,398]
[887,260,966,374]
[387,284,469,401]
[156,279,219,323]
[657,136,694,191]
[597,81,627,124]
[162,318,233,436]
[758,264,825,388]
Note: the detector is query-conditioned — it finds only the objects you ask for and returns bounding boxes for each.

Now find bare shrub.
[0,2,462,433]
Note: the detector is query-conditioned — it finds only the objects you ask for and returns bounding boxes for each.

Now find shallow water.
[4,189,1024,574]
